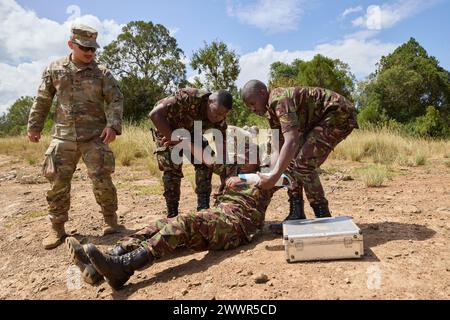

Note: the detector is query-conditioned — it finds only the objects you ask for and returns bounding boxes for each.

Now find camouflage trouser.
[289,108,358,206]
[287,187,303,201]
[116,206,253,259]
[42,137,117,224]
[154,133,213,204]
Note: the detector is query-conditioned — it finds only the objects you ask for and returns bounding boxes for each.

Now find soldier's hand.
[162,136,184,147]
[27,130,41,143]
[226,176,244,189]
[256,172,277,190]
[101,128,116,144]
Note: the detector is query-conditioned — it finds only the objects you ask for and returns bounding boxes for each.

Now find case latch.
[344,238,353,247]
[290,239,304,251]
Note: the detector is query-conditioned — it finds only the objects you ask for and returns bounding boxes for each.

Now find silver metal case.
[283,216,364,262]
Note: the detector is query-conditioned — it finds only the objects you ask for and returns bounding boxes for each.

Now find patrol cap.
[70,24,100,48]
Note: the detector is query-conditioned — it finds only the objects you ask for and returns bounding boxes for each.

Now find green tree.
[227,90,267,128]
[0,96,57,136]
[190,40,240,91]
[0,96,34,136]
[358,38,450,126]
[269,54,355,99]
[0,114,9,136]
[98,21,186,121]
[7,96,33,127]
[408,106,450,137]
[189,40,258,127]
[268,61,299,88]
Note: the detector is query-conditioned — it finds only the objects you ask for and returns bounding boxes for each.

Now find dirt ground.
[0,153,449,300]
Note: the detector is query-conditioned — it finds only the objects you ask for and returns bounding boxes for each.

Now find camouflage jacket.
[216,183,275,241]
[28,55,123,142]
[266,87,358,135]
[152,88,228,137]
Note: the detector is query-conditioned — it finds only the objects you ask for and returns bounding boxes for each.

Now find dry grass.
[414,153,427,166]
[330,127,449,167]
[109,125,160,177]
[0,135,51,166]
[116,181,163,196]
[357,164,390,188]
[0,126,160,177]
[22,210,47,220]
[1,126,449,178]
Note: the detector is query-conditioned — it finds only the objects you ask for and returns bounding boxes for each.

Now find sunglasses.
[76,44,97,53]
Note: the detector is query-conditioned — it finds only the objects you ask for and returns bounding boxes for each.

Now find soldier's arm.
[27,66,56,136]
[217,121,229,165]
[258,97,300,189]
[212,163,240,196]
[148,96,178,142]
[260,129,299,183]
[102,69,123,135]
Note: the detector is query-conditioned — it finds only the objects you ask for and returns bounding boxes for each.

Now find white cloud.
[341,6,363,18]
[238,45,311,87]
[237,35,397,87]
[227,0,304,34]
[0,0,123,114]
[352,0,439,30]
[0,59,54,113]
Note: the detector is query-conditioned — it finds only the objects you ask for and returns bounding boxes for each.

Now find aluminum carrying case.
[283,216,364,262]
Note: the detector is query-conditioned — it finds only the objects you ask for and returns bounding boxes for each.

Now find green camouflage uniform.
[267,87,358,206]
[116,183,275,258]
[151,88,228,208]
[28,54,123,224]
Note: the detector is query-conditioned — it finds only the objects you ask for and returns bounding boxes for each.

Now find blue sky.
[1,0,449,113]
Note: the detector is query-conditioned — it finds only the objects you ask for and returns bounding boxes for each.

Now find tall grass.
[1,126,449,177]
[0,135,51,165]
[0,126,160,177]
[109,125,160,177]
[330,127,450,166]
[357,164,389,187]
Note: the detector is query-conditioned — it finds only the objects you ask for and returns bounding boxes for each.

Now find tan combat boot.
[102,214,125,235]
[42,223,67,250]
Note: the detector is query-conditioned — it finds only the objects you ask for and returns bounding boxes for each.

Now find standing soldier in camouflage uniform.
[65,148,277,290]
[241,80,358,226]
[149,88,232,218]
[27,24,124,250]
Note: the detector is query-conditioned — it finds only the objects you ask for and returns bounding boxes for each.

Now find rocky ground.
[0,154,449,300]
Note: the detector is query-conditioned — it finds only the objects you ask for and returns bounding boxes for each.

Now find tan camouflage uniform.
[28,26,123,228]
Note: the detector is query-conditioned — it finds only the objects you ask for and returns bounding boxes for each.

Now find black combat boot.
[85,245,153,290]
[286,198,306,220]
[269,198,306,234]
[311,202,332,218]
[107,244,127,256]
[196,193,210,211]
[166,201,179,218]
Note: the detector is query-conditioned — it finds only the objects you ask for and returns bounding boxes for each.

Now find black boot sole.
[65,237,103,285]
[316,215,332,218]
[84,244,132,290]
